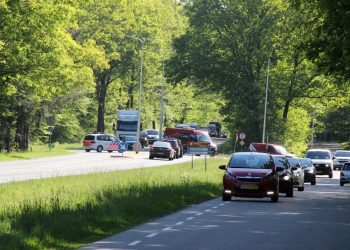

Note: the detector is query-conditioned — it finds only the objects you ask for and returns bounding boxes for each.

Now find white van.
[83,134,119,152]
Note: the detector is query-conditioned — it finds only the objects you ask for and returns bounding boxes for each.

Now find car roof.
[232,152,270,157]
[307,149,331,152]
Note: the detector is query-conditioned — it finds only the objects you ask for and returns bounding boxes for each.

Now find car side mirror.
[219,165,227,170]
[276,166,284,172]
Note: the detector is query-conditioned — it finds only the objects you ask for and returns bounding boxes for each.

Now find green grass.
[0,156,229,249]
[0,143,82,162]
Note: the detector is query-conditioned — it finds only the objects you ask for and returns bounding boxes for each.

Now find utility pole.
[159,61,165,140]
[262,57,270,143]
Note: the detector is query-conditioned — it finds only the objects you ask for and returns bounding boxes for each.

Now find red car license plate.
[240,184,258,190]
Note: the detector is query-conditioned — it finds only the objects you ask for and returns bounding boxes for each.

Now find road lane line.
[146,233,158,238]
[205,209,211,212]
[162,227,172,231]
[128,240,141,246]
[186,217,194,220]
[196,212,203,216]
[175,221,184,225]
[212,206,218,209]
[219,203,225,206]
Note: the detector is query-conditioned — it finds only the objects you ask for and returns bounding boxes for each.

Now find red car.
[219,152,282,202]
[249,142,293,156]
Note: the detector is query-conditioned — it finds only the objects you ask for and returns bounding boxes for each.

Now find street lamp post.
[128,35,151,153]
[262,57,270,143]
[159,61,165,140]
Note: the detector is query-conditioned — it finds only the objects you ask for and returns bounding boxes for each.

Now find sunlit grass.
[0,143,82,162]
[0,156,229,249]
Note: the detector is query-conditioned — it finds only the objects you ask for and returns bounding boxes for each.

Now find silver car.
[340,163,350,186]
[287,157,305,191]
[333,150,350,170]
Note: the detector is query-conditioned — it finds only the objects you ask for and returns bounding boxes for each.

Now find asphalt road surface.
[81,171,350,250]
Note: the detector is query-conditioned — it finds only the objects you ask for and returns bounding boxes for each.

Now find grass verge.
[0,156,229,249]
[0,144,81,162]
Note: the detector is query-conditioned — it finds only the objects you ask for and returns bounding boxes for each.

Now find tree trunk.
[96,72,111,133]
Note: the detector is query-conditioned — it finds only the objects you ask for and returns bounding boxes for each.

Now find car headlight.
[283,175,290,181]
[325,164,330,167]
[294,172,301,177]
[308,169,314,174]
[225,172,236,180]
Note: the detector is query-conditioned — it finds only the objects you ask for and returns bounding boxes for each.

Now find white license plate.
[240,184,258,190]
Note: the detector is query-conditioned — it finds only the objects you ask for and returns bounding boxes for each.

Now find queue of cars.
[219,143,349,202]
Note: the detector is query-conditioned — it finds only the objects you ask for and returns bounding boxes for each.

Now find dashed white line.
[219,203,225,206]
[196,212,203,216]
[128,240,141,246]
[146,233,158,238]
[212,206,218,209]
[205,209,211,212]
[186,216,194,220]
[175,221,184,225]
[162,227,172,231]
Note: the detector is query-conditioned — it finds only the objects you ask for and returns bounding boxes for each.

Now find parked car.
[123,135,137,150]
[340,163,350,186]
[299,157,316,185]
[149,141,175,160]
[219,152,280,202]
[162,138,183,158]
[146,129,159,145]
[249,143,294,157]
[83,134,119,153]
[333,150,350,170]
[272,155,294,197]
[140,131,149,148]
[305,149,334,178]
[287,157,305,191]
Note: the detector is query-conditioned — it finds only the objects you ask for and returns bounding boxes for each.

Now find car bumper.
[340,177,350,184]
[315,167,332,175]
[150,152,171,158]
[304,172,316,182]
[223,180,278,198]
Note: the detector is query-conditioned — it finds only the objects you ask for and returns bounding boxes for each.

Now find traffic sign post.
[187,142,211,171]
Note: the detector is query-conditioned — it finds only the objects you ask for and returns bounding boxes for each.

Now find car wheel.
[271,194,279,202]
[85,149,91,152]
[108,150,113,153]
[340,182,344,186]
[311,179,316,185]
[298,186,304,191]
[222,194,231,201]
[149,155,154,159]
[329,173,333,178]
[96,145,103,152]
[286,185,294,197]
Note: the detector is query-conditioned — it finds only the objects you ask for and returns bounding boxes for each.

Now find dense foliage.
[0,0,349,154]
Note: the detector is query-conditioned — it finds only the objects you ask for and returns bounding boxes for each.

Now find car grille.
[236,177,262,183]
[338,160,349,163]
[313,164,329,169]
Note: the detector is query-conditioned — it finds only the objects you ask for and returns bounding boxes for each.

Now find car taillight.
[341,172,344,176]
[150,147,154,151]
[91,141,95,144]
[165,148,171,152]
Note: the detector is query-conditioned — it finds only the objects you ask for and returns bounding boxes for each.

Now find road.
[0,150,196,184]
[81,171,350,250]
[0,138,227,184]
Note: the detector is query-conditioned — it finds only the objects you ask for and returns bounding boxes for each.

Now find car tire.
[311,179,316,185]
[222,194,231,201]
[96,145,103,152]
[298,186,304,191]
[286,185,294,197]
[329,173,333,178]
[108,150,113,153]
[271,194,279,202]
[85,149,91,152]
[340,182,344,186]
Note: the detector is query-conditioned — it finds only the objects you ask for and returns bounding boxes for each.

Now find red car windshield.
[229,154,272,169]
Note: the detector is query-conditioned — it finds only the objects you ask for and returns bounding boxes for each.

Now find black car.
[162,138,183,158]
[146,129,159,145]
[299,157,316,185]
[272,155,294,197]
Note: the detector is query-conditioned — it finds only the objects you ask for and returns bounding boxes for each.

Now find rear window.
[229,154,273,169]
[84,135,95,140]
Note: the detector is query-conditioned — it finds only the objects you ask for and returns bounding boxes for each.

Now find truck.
[115,110,139,140]
[208,121,221,137]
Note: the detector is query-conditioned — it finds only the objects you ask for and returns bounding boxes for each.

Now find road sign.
[240,140,245,146]
[118,141,127,153]
[239,132,246,140]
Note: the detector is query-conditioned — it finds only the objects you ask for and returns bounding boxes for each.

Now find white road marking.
[186,216,194,220]
[175,221,184,225]
[205,209,211,212]
[196,212,203,216]
[146,233,158,238]
[162,227,172,231]
[128,240,141,246]
[219,203,225,206]
[212,206,218,209]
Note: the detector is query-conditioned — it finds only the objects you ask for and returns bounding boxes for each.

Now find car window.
[335,151,350,157]
[125,136,136,141]
[299,158,313,167]
[84,135,95,140]
[273,157,289,169]
[343,164,350,171]
[229,154,273,169]
[147,130,158,135]
[288,158,299,168]
[306,151,331,159]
